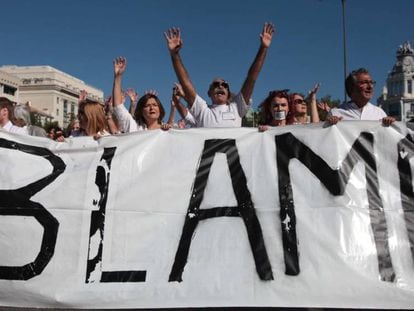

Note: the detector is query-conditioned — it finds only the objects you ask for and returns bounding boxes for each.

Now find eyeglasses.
[210,81,229,89]
[357,80,376,86]
[293,98,306,105]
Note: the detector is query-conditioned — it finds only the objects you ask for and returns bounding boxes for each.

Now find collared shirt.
[190,92,250,128]
[1,121,28,135]
[113,104,146,133]
[329,101,387,121]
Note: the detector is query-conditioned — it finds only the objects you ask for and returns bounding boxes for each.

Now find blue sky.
[1,0,414,116]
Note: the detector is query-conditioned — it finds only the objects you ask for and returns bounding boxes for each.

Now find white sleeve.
[184,111,197,127]
[189,95,208,125]
[233,92,250,118]
[113,104,138,133]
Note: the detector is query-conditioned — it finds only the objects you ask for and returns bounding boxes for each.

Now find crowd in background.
[0,22,397,141]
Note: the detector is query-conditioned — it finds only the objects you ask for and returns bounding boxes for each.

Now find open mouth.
[215,90,226,96]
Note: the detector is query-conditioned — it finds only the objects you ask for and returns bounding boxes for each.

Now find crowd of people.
[0,23,396,140]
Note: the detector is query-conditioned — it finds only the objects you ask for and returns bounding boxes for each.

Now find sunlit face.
[351,73,375,104]
[292,94,307,114]
[271,96,289,114]
[208,79,230,105]
[142,98,160,123]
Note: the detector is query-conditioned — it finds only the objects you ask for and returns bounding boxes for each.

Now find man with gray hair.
[327,68,395,126]
[0,97,28,135]
[14,103,47,137]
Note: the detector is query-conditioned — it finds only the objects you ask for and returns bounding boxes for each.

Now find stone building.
[0,65,104,127]
[378,41,414,121]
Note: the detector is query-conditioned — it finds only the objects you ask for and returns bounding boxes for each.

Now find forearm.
[170,52,196,106]
[167,104,176,125]
[112,75,123,106]
[241,45,268,102]
[310,97,320,123]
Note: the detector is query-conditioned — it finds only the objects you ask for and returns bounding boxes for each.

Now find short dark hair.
[345,68,370,97]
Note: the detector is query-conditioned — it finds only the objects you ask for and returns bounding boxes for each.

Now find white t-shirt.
[113,104,146,133]
[190,92,250,128]
[329,102,387,120]
[1,121,28,135]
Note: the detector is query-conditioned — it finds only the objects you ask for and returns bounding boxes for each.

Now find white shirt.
[1,121,28,135]
[329,101,387,121]
[113,104,146,133]
[190,92,250,128]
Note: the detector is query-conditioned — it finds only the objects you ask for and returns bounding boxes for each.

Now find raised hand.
[145,89,158,96]
[260,22,275,48]
[113,57,127,77]
[317,101,331,113]
[164,27,183,53]
[126,88,138,103]
[308,83,320,98]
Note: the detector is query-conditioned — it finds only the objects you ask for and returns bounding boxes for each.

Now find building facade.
[0,65,104,127]
[0,69,20,103]
[378,41,414,121]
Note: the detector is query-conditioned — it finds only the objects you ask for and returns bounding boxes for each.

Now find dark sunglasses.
[210,81,229,89]
[293,98,306,105]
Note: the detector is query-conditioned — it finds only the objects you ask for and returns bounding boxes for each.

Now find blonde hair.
[79,100,107,136]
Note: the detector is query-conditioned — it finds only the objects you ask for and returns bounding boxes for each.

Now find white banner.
[0,122,414,309]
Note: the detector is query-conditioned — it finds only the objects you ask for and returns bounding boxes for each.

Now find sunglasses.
[210,81,229,89]
[293,98,306,105]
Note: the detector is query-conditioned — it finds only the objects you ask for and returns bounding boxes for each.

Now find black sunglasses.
[210,81,229,89]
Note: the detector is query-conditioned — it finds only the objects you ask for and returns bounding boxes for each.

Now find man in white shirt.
[0,97,28,135]
[164,23,275,128]
[327,68,395,126]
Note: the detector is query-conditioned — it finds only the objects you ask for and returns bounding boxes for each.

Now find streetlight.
[341,0,348,103]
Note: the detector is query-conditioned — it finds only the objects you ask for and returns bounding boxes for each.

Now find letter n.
[275,132,395,282]
[169,139,273,282]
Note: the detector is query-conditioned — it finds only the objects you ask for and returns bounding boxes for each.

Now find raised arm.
[240,22,275,102]
[126,88,138,115]
[112,57,127,107]
[308,83,320,123]
[164,27,197,107]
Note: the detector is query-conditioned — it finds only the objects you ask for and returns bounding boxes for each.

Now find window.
[56,108,59,116]
[411,103,414,112]
[3,85,16,96]
[408,80,413,94]
[63,100,68,114]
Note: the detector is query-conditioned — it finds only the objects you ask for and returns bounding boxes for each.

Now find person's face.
[292,95,307,114]
[47,128,55,139]
[208,79,230,105]
[142,98,160,123]
[271,96,289,114]
[351,73,375,104]
[0,107,8,125]
[72,121,80,131]
[14,118,26,127]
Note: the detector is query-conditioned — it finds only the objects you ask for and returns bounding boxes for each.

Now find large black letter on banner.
[0,138,65,280]
[85,147,146,283]
[398,134,414,264]
[275,132,395,282]
[169,139,273,282]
